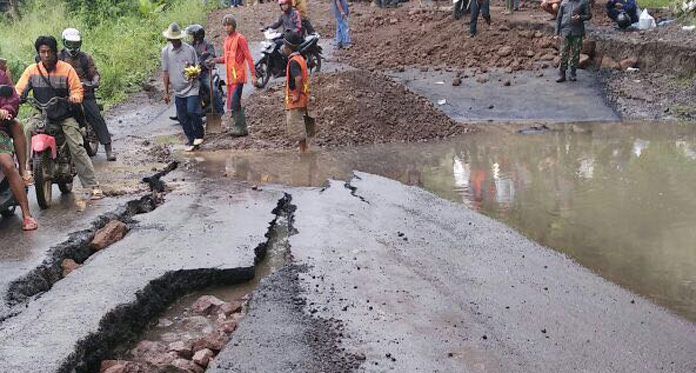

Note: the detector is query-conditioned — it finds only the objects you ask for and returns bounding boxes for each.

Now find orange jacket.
[221,32,255,85]
[15,60,83,121]
[285,54,309,110]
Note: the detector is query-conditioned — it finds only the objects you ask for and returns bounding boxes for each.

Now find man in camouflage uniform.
[555,0,592,82]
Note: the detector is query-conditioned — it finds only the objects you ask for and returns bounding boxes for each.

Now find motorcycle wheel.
[33,152,54,210]
[58,182,73,194]
[84,123,99,157]
[454,0,463,19]
[255,60,270,89]
[0,206,16,218]
[307,52,322,75]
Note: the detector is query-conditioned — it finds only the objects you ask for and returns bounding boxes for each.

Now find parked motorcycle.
[453,0,471,19]
[24,96,81,209]
[254,29,322,89]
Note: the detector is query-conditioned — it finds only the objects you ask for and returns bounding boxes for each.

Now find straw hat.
[163,22,185,40]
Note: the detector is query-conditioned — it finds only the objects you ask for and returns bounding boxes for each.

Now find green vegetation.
[0,0,213,109]
[638,0,674,8]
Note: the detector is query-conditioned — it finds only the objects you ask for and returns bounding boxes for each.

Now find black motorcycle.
[254,29,322,89]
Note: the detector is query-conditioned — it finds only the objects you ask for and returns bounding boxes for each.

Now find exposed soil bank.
[206,70,474,150]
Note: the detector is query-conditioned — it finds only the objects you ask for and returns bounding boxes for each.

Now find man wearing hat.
[161,22,204,152]
[280,31,311,153]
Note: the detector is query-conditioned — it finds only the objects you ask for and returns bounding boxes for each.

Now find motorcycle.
[24,96,82,209]
[254,29,323,89]
[453,0,471,19]
[201,66,225,115]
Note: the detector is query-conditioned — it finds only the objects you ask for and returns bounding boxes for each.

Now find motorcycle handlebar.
[22,96,69,110]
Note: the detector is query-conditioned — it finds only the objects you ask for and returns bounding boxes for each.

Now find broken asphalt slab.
[0,177,284,373]
[213,172,695,373]
[390,68,620,123]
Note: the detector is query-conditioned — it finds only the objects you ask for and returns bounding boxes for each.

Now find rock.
[451,77,462,86]
[394,65,405,73]
[130,341,176,367]
[600,56,620,70]
[534,31,543,38]
[503,80,512,86]
[100,360,126,373]
[170,358,204,373]
[168,341,194,359]
[497,46,513,57]
[540,53,556,61]
[581,39,596,57]
[525,50,535,57]
[192,348,214,367]
[183,316,215,334]
[476,77,488,84]
[192,295,226,315]
[579,54,591,69]
[61,259,80,277]
[389,18,398,25]
[553,56,561,67]
[419,66,429,73]
[157,318,173,328]
[499,24,510,32]
[219,319,238,334]
[619,57,638,70]
[92,220,128,250]
[102,360,158,373]
[192,332,228,352]
[219,301,243,317]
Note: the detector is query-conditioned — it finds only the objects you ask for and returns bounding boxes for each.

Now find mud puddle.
[194,121,696,322]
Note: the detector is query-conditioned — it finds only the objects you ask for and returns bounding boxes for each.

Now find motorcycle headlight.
[36,121,45,130]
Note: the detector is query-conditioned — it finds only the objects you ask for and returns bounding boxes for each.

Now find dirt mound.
[206,70,473,150]
[340,6,561,73]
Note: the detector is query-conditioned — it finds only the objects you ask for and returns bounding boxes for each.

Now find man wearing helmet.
[59,28,116,161]
[265,0,303,36]
[185,24,225,117]
[606,0,639,29]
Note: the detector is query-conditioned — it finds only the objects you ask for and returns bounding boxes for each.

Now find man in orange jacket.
[280,31,311,153]
[210,15,257,137]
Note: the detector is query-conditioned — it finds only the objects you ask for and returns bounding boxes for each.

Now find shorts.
[286,109,308,142]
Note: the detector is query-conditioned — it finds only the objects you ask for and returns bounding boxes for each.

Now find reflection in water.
[197,122,696,322]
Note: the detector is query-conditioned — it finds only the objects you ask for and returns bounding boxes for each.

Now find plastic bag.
[638,9,656,30]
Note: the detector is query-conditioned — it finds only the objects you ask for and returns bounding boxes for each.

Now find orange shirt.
[222,32,255,85]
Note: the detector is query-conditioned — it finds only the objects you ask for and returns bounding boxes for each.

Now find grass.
[0,0,213,113]
[639,0,674,8]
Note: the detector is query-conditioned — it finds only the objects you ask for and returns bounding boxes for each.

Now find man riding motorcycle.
[186,24,225,116]
[59,28,116,161]
[264,0,303,36]
[16,36,103,200]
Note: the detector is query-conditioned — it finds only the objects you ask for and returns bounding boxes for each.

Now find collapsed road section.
[212,173,696,373]
[0,177,284,373]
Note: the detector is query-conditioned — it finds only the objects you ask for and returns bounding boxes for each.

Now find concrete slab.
[390,68,620,123]
[215,173,695,372]
[0,178,284,372]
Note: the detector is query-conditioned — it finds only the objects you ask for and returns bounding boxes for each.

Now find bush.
[0,0,212,110]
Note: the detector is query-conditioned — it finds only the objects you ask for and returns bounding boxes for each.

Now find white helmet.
[61,28,82,56]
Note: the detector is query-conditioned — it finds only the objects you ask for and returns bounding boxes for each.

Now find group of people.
[161,0,316,153]
[0,28,119,231]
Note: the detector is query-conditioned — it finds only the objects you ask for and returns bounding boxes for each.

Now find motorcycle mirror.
[0,85,14,98]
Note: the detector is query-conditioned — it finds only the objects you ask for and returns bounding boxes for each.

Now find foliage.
[0,0,212,111]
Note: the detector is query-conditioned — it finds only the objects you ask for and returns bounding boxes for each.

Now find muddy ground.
[206,70,474,150]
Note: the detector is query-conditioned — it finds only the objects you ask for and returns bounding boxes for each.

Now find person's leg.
[470,0,480,36]
[186,95,205,142]
[8,120,29,183]
[61,118,99,190]
[569,35,582,81]
[342,16,352,46]
[175,96,195,146]
[0,153,34,225]
[82,97,116,161]
[557,35,570,82]
[334,12,343,48]
[230,84,248,136]
[482,0,491,24]
[23,114,38,166]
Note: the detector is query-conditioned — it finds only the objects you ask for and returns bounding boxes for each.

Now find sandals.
[22,216,38,231]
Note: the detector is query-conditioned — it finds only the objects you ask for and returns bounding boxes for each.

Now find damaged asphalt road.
[212,173,696,373]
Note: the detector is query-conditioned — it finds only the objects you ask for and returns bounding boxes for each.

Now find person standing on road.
[555,0,592,82]
[59,28,117,162]
[210,15,257,137]
[161,23,204,152]
[470,0,491,38]
[17,36,102,199]
[280,31,311,153]
[332,0,352,49]
[186,24,225,117]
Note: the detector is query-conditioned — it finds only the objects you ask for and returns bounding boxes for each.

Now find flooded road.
[194,121,696,322]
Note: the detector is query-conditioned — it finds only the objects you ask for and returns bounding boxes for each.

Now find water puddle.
[194,121,696,322]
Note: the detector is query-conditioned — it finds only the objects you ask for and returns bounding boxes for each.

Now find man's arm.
[14,66,33,99]
[581,0,592,21]
[239,36,256,84]
[161,48,171,104]
[555,3,564,34]
[0,72,19,118]
[86,54,100,87]
[66,66,84,103]
[269,16,283,30]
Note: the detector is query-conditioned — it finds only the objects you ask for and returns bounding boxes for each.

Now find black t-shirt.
[288,60,302,91]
